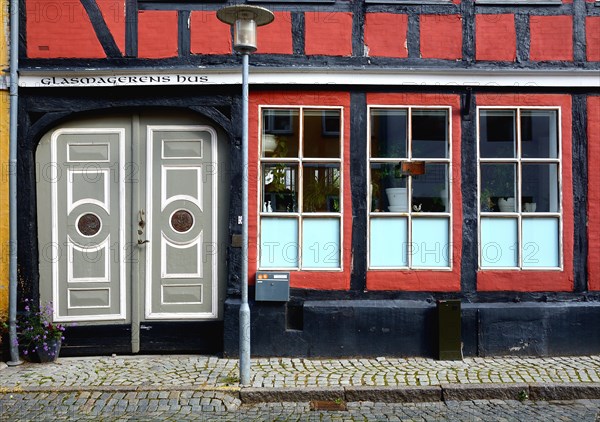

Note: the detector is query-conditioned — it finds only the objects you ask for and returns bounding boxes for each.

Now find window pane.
[412,163,449,212]
[521,110,558,159]
[521,163,559,213]
[412,217,450,267]
[480,164,517,212]
[303,109,341,158]
[262,109,300,158]
[370,217,408,267]
[480,218,518,267]
[263,163,298,212]
[260,218,298,268]
[479,110,516,158]
[370,109,408,159]
[302,164,340,212]
[302,218,340,268]
[370,163,408,212]
[522,218,559,268]
[411,109,448,159]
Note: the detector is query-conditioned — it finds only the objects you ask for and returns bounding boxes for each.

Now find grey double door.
[37,113,221,347]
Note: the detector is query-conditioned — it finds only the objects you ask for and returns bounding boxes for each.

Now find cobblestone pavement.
[1,355,600,420]
[2,355,600,389]
[0,392,598,421]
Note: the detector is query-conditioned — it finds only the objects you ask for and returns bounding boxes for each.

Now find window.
[368,107,452,269]
[259,107,342,270]
[478,107,561,269]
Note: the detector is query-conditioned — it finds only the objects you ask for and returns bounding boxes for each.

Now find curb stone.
[345,386,442,403]
[241,387,344,404]
[441,383,529,401]
[529,383,600,401]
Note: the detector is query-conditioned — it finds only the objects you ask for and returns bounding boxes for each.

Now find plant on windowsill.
[383,164,409,212]
[483,167,515,212]
[17,299,65,363]
[264,137,297,212]
[304,173,340,212]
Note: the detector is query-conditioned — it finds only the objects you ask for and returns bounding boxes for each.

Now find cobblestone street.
[0,391,599,421]
[1,355,600,420]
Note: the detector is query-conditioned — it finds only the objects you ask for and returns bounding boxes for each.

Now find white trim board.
[18,68,600,88]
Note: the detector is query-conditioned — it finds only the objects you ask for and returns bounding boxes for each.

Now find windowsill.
[366,0,452,3]
[477,270,571,292]
[475,0,562,5]
[248,0,335,3]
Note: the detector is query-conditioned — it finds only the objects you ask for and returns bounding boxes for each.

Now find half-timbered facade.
[14,0,600,356]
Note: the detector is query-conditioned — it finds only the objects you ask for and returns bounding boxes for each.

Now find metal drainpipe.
[7,0,22,366]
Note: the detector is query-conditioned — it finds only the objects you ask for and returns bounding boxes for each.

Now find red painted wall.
[257,12,293,55]
[138,11,178,58]
[586,17,600,62]
[26,0,105,58]
[475,14,516,62]
[248,92,352,290]
[366,93,462,292]
[588,96,600,290]
[190,12,232,55]
[97,0,125,55]
[529,16,573,62]
[420,14,462,60]
[305,12,353,56]
[364,13,408,58]
[477,94,574,292]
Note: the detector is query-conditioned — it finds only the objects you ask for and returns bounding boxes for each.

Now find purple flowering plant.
[0,311,7,347]
[17,299,65,358]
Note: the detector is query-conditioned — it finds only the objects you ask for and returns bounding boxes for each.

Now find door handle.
[137,210,149,245]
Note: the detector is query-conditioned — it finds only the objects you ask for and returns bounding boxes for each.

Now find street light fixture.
[217,4,274,386]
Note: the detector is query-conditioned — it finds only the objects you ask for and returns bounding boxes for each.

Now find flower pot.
[34,338,62,363]
[262,134,277,153]
[386,187,408,212]
[497,197,515,212]
[524,202,537,212]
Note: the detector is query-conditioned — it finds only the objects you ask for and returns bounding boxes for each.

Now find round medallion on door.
[170,209,194,233]
[76,213,102,237]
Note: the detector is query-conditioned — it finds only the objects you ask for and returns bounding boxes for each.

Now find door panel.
[37,114,224,334]
[145,127,217,319]
[52,129,126,321]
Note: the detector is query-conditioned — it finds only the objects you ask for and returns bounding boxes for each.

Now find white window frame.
[258,105,344,271]
[476,106,563,271]
[367,105,453,271]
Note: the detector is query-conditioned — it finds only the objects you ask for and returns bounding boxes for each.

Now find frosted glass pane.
[480,218,518,267]
[260,218,298,268]
[522,218,559,268]
[412,218,450,268]
[302,218,340,268]
[370,218,408,267]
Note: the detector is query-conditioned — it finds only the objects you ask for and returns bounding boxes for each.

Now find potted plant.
[17,299,65,363]
[304,172,340,212]
[383,164,408,212]
[482,166,515,212]
[0,310,7,359]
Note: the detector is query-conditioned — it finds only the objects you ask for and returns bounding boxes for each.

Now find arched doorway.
[35,110,229,353]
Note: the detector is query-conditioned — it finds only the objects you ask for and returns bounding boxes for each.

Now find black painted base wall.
[60,321,224,357]
[224,299,600,358]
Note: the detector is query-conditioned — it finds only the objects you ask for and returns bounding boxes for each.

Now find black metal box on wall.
[255,272,290,301]
[438,299,462,360]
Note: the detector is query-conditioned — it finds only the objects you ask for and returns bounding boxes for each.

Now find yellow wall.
[0,0,9,315]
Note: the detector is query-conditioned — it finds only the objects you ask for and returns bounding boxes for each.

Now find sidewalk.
[1,355,600,410]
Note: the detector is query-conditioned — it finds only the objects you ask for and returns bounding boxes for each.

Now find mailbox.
[255,271,290,302]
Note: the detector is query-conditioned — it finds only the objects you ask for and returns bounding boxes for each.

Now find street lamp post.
[217,5,274,386]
